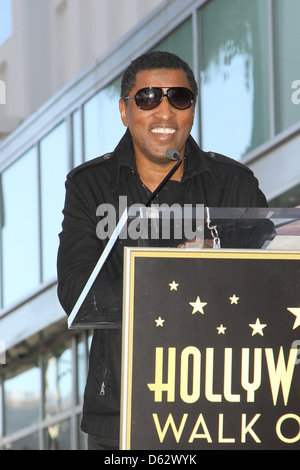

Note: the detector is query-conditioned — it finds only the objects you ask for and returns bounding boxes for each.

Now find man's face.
[119,68,196,165]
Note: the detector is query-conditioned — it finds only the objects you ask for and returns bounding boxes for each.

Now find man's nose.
[153,96,175,119]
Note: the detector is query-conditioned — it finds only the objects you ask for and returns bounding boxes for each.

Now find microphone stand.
[144,150,182,206]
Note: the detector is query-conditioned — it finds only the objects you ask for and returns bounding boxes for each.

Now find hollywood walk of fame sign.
[120,248,300,450]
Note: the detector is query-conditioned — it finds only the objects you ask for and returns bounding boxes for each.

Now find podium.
[68,207,300,450]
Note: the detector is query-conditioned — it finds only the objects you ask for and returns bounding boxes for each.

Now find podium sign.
[120,248,300,450]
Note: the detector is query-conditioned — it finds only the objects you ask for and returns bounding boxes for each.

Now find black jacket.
[57,129,269,439]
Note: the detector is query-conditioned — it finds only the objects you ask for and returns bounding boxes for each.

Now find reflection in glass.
[45,419,71,450]
[4,365,41,435]
[153,17,193,72]
[269,183,300,209]
[83,76,125,161]
[44,343,72,418]
[8,433,39,450]
[40,121,69,282]
[274,0,300,132]
[199,0,269,159]
[1,147,40,307]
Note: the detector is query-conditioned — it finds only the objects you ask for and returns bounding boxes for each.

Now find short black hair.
[121,50,198,99]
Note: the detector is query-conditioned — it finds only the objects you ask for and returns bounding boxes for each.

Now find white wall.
[0,0,164,135]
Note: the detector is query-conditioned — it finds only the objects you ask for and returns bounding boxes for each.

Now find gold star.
[229,294,239,304]
[189,296,207,315]
[155,316,165,327]
[287,307,300,329]
[169,281,179,291]
[249,318,267,336]
[217,324,227,335]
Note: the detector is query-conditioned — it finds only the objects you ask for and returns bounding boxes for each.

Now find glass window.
[72,110,83,168]
[8,433,39,450]
[268,183,300,208]
[153,17,194,71]
[1,147,40,307]
[77,335,87,404]
[45,419,71,450]
[4,364,41,435]
[0,0,12,45]
[198,0,270,160]
[44,342,72,418]
[40,122,69,282]
[83,76,125,161]
[274,0,300,132]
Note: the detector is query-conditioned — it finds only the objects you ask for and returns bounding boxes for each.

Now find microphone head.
[166,148,181,161]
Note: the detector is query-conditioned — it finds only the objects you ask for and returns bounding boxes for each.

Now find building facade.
[0,0,299,449]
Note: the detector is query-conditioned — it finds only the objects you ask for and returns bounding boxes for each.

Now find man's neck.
[135,154,183,192]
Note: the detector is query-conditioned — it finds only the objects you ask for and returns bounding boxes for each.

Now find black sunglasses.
[122,87,195,110]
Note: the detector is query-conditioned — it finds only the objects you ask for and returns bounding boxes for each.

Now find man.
[57,51,269,450]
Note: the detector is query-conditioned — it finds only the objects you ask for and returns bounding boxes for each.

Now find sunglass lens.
[134,87,194,110]
[168,88,194,109]
[135,88,162,110]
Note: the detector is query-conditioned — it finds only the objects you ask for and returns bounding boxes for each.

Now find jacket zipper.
[100,367,107,396]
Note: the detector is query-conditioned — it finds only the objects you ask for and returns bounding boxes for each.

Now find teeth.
[151,128,176,134]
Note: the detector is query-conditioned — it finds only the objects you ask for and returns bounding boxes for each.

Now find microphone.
[144,149,182,206]
[166,148,181,161]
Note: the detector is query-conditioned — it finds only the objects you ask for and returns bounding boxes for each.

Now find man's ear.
[119,98,128,127]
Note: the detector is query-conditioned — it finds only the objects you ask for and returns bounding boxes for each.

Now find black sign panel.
[120,249,300,450]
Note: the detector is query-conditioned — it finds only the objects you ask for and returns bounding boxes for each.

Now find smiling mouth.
[151,128,176,134]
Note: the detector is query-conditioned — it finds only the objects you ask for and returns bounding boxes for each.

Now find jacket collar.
[111,129,135,191]
[183,134,213,181]
[111,128,217,191]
